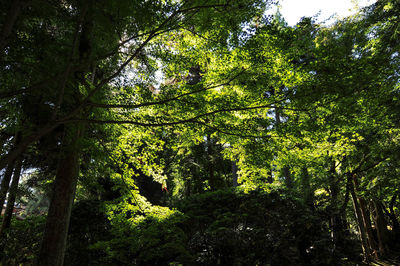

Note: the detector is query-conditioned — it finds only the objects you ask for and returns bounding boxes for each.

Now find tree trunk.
[358,197,378,258]
[349,174,371,260]
[207,134,215,190]
[282,167,292,189]
[350,173,379,260]
[0,132,22,209]
[0,160,15,212]
[388,192,400,234]
[352,174,378,258]
[328,161,344,249]
[300,167,313,207]
[37,124,84,266]
[0,156,23,236]
[372,200,389,255]
[232,160,238,187]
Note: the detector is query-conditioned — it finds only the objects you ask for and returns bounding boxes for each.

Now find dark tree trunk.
[328,160,344,249]
[232,160,238,187]
[358,197,378,258]
[0,133,22,208]
[0,156,23,235]
[0,160,15,211]
[282,167,292,189]
[372,200,389,255]
[387,192,400,234]
[207,135,215,190]
[349,174,371,260]
[37,124,83,266]
[300,168,313,207]
[350,173,378,260]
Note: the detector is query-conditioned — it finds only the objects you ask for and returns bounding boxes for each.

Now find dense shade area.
[0,0,400,265]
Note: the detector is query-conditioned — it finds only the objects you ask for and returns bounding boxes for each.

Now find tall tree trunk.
[328,160,343,249]
[358,197,378,258]
[0,133,22,209]
[387,192,400,235]
[282,167,292,188]
[372,200,389,255]
[232,160,238,187]
[349,173,371,260]
[350,173,379,260]
[300,167,313,207]
[352,174,378,258]
[0,156,23,236]
[37,124,84,266]
[207,134,215,190]
[0,160,15,212]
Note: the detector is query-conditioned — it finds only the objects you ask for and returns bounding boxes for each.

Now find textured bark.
[0,133,22,208]
[207,135,215,190]
[0,160,15,211]
[388,193,400,233]
[232,160,238,187]
[358,197,378,258]
[349,174,371,260]
[0,157,23,235]
[282,167,293,188]
[372,200,389,255]
[37,124,83,266]
[329,161,343,248]
[350,173,378,260]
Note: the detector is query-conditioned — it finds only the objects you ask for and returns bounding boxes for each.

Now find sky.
[278,0,377,26]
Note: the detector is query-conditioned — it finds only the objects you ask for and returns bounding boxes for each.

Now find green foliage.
[90,189,345,265]
[92,205,191,265]
[0,216,46,264]
[64,200,114,265]
[2,0,400,264]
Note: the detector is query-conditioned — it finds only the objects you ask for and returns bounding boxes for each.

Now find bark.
[0,156,23,236]
[37,124,84,266]
[301,167,313,207]
[282,167,293,189]
[350,173,379,260]
[329,161,343,248]
[349,174,371,260]
[0,132,22,208]
[207,135,215,190]
[0,160,15,211]
[358,197,378,258]
[388,192,400,233]
[372,200,389,255]
[232,160,238,187]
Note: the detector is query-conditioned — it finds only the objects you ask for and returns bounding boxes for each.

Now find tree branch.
[87,69,245,109]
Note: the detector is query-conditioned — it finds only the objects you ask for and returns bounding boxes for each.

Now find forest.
[0,0,400,265]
